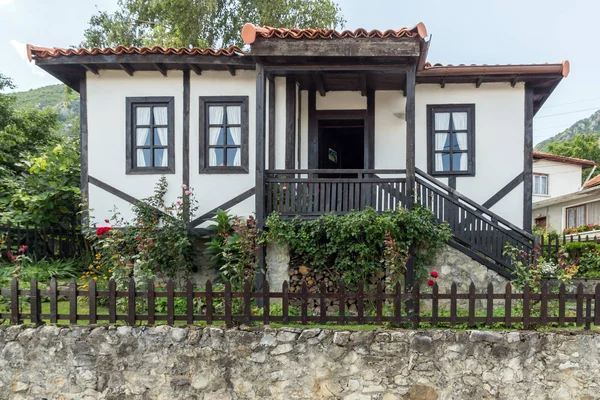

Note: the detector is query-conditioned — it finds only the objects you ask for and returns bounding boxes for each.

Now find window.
[199,96,249,173]
[427,104,475,176]
[566,205,586,228]
[533,174,549,195]
[126,97,175,174]
[534,216,547,229]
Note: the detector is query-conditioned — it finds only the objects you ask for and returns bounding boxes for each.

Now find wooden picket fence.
[537,233,600,261]
[0,223,85,260]
[1,278,599,330]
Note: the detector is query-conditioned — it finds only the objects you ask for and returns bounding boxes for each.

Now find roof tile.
[533,151,597,167]
[585,175,600,188]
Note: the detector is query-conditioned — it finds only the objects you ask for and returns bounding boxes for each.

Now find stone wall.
[1,325,599,399]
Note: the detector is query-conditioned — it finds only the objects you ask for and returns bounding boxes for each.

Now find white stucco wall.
[415,83,526,227]
[532,159,582,202]
[189,70,258,220]
[315,91,366,110]
[86,70,184,223]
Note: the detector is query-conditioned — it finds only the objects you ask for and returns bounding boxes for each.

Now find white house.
[27,22,569,278]
[532,151,596,203]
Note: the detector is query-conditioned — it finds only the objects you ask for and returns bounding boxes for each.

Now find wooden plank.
[482,173,524,209]
[468,283,476,327]
[37,53,255,67]
[313,73,326,97]
[301,281,309,325]
[166,279,174,326]
[285,77,297,169]
[357,282,364,324]
[540,281,549,326]
[432,283,439,327]
[450,282,457,327]
[145,279,153,325]
[182,69,190,222]
[523,87,534,232]
[129,278,137,326]
[206,280,213,325]
[255,63,267,272]
[30,278,40,326]
[79,77,89,225]
[405,66,416,211]
[49,278,58,324]
[595,284,600,326]
[263,280,270,325]
[394,283,402,325]
[244,280,252,326]
[282,281,289,325]
[189,187,255,227]
[339,281,346,325]
[268,76,276,170]
[504,282,512,328]
[89,278,97,325]
[186,279,194,325]
[118,63,134,76]
[251,39,421,58]
[320,282,327,324]
[558,283,566,326]
[486,283,493,326]
[412,283,420,329]
[523,284,531,329]
[577,283,584,327]
[69,279,77,325]
[225,281,233,328]
[188,64,202,75]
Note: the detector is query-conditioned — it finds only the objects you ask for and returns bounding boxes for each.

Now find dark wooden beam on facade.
[511,77,518,88]
[190,188,256,227]
[359,74,368,97]
[482,173,524,209]
[88,176,140,206]
[153,63,168,76]
[285,77,297,169]
[80,78,89,225]
[118,63,134,76]
[250,38,421,58]
[475,78,483,88]
[182,70,190,223]
[268,76,276,170]
[406,65,416,211]
[297,84,302,169]
[36,53,254,68]
[255,63,267,281]
[366,90,375,169]
[523,86,534,233]
[440,79,446,89]
[225,65,237,76]
[81,64,99,76]
[188,64,202,75]
[313,73,326,97]
[264,64,413,73]
[307,89,317,169]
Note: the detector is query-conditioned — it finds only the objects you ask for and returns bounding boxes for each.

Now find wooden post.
[30,278,40,326]
[255,62,267,302]
[186,279,194,325]
[285,77,296,169]
[523,86,534,232]
[69,279,77,325]
[129,278,137,326]
[319,281,327,324]
[405,65,416,211]
[205,280,213,325]
[166,279,174,326]
[89,278,97,325]
[109,279,117,324]
[49,278,58,324]
[301,280,308,325]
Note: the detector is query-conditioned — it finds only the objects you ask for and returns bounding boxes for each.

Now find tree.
[0,73,80,227]
[81,0,345,48]
[547,133,600,180]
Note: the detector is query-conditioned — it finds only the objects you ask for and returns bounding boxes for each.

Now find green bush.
[562,242,600,278]
[262,207,451,288]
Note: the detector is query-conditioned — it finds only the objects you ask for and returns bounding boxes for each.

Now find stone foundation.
[1,325,599,399]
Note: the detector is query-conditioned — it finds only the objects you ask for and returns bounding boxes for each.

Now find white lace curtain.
[135,107,151,166]
[227,106,242,166]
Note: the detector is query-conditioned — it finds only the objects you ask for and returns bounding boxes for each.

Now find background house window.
[533,174,548,195]
[427,104,475,176]
[126,97,175,174]
[199,96,249,173]
[566,205,586,228]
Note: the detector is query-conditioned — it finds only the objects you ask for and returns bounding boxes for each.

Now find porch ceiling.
[287,70,408,93]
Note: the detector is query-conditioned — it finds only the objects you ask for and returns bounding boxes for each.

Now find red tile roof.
[533,151,597,167]
[27,44,245,61]
[585,174,600,188]
[241,22,427,44]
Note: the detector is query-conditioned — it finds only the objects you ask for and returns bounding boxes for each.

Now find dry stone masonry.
[0,325,599,399]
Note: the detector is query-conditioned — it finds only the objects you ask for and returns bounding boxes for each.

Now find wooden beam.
[188,64,202,75]
[523,86,534,232]
[511,77,518,88]
[268,76,276,170]
[225,65,236,76]
[482,173,524,209]
[255,63,267,271]
[285,77,297,169]
[80,78,89,225]
[264,64,413,73]
[88,176,140,206]
[366,89,375,169]
[251,37,421,58]
[189,187,256,227]
[475,78,483,88]
[183,70,190,223]
[440,79,446,89]
[307,89,317,169]
[297,85,302,169]
[154,63,167,76]
[359,74,368,97]
[405,65,416,211]
[118,63,134,76]
[81,64,99,76]
[36,53,254,67]
[313,73,326,97]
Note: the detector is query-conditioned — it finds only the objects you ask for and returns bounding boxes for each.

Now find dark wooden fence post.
[243,280,252,326]
[89,278,97,325]
[282,281,289,325]
[224,281,232,328]
[357,282,364,324]
[450,282,457,327]
[186,279,194,325]
[69,279,77,325]
[302,280,309,325]
[263,280,270,325]
[468,282,476,328]
[412,283,420,329]
[30,278,40,326]
[595,284,600,327]
[576,283,584,327]
[394,283,402,325]
[523,284,531,329]
[205,280,213,325]
[108,279,117,324]
[49,278,58,324]
[376,281,383,325]
[338,281,345,326]
[486,283,493,327]
[504,282,512,328]
[166,279,174,326]
[540,282,548,326]
[128,278,136,326]
[432,283,439,327]
[146,279,154,325]
[319,281,327,324]
[558,283,566,326]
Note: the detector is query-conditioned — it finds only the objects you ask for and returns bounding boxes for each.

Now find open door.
[318,119,365,177]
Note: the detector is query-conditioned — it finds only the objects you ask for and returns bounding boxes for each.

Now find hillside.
[13,84,79,123]
[536,109,600,151]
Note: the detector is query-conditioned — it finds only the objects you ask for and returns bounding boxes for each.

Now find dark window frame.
[426,104,476,177]
[199,96,249,174]
[126,96,175,175]
[533,173,549,195]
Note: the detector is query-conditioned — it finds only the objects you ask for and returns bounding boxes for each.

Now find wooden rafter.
[118,63,134,76]
[225,65,236,76]
[359,73,368,97]
[188,64,202,75]
[154,63,167,77]
[475,78,483,88]
[81,64,99,76]
[313,73,326,97]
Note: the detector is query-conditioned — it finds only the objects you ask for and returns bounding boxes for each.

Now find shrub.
[261,207,451,289]
[563,223,600,235]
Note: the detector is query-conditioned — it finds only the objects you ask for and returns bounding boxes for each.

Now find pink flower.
[427,280,435,287]
[185,190,191,196]
[18,245,28,254]
[430,271,439,278]
[282,186,288,190]
[181,184,187,190]
[176,201,181,206]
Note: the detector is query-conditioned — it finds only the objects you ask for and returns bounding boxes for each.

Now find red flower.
[96,227,113,235]
[18,245,28,254]
[430,271,439,278]
[427,280,435,287]
[104,219,110,223]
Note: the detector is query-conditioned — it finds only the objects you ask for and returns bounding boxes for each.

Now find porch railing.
[265,169,407,217]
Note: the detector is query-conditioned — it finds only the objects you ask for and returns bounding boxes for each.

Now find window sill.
[126,167,176,175]
[199,167,249,175]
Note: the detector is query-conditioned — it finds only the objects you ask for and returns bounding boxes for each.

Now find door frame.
[308,108,372,169]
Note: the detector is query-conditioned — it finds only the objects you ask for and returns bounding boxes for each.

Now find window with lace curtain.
[199,96,249,173]
[427,104,475,176]
[126,97,175,174]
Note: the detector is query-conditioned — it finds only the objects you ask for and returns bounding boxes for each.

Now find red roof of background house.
[585,175,600,188]
[241,22,428,44]
[27,44,245,61]
[532,151,597,167]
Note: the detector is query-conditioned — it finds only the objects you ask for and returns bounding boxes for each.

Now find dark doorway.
[318,119,365,176]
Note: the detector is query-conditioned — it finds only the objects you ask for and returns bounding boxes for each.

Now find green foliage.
[203,209,235,270]
[0,74,81,227]
[0,256,88,286]
[547,133,600,180]
[563,242,600,278]
[88,177,198,290]
[13,84,80,125]
[261,207,451,288]
[81,0,345,48]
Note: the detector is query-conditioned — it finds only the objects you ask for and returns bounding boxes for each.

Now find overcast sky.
[1,0,598,145]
